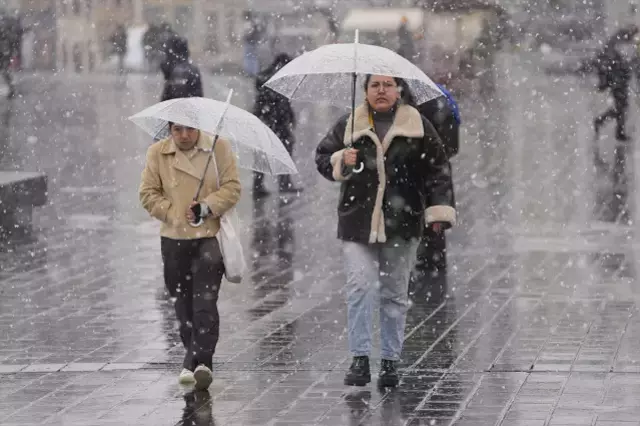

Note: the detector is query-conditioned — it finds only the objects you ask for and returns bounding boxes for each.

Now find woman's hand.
[431,222,447,233]
[343,148,359,166]
[186,201,198,223]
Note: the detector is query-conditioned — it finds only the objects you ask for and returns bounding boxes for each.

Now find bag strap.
[210,150,220,190]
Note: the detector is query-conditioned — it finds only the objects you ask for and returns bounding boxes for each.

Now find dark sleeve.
[187,65,204,97]
[160,82,170,102]
[160,60,172,80]
[420,117,456,225]
[285,99,296,128]
[418,99,459,159]
[315,114,349,182]
[437,105,460,158]
[191,68,203,97]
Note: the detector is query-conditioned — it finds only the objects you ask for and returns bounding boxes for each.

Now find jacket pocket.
[338,182,363,215]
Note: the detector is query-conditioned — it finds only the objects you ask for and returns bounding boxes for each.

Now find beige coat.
[139,132,241,240]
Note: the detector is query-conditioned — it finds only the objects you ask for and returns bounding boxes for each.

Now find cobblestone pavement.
[1,53,640,426]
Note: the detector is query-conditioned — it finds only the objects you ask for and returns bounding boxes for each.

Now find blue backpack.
[437,84,461,125]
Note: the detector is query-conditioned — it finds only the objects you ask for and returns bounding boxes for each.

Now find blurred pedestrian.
[160,36,203,101]
[139,122,241,390]
[243,13,262,77]
[410,85,461,293]
[142,22,176,71]
[397,16,417,63]
[0,13,18,98]
[592,25,638,166]
[252,53,302,196]
[315,74,456,388]
[110,24,127,75]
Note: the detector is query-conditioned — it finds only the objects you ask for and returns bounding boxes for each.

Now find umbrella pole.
[351,29,364,174]
[193,134,220,202]
[190,89,234,227]
[351,29,359,147]
[350,72,356,146]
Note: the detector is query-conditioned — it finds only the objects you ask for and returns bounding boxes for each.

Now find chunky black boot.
[378,359,399,388]
[278,175,303,194]
[253,172,270,198]
[344,356,371,386]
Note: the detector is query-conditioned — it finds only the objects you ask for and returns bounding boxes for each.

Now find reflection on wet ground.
[1,53,640,425]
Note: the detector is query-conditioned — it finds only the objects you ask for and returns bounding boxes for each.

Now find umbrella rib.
[287,74,308,100]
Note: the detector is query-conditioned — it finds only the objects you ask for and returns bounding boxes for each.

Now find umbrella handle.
[188,217,204,227]
[353,162,364,173]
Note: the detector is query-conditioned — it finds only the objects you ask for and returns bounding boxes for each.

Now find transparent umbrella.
[263,30,443,109]
[128,90,298,176]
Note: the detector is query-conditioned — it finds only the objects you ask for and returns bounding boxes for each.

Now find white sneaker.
[178,368,195,385]
[193,365,213,390]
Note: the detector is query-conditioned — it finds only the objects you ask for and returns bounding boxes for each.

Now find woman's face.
[170,124,199,150]
[365,75,400,112]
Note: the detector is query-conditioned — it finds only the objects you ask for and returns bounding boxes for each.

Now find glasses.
[368,81,398,92]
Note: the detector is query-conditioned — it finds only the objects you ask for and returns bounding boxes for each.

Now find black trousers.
[254,133,295,191]
[409,228,447,300]
[595,90,629,141]
[161,237,224,370]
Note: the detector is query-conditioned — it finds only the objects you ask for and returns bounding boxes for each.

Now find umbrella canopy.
[129,96,298,176]
[264,37,443,108]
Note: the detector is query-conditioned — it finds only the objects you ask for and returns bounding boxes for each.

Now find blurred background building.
[2,0,633,75]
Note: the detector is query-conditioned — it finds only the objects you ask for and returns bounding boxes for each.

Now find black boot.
[253,172,270,198]
[344,356,371,386]
[378,359,399,388]
[278,175,302,194]
[593,117,602,139]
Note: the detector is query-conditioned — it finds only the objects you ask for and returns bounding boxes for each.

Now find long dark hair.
[363,74,417,108]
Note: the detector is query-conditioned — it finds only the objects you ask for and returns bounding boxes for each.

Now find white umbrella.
[128,90,298,176]
[263,30,444,109]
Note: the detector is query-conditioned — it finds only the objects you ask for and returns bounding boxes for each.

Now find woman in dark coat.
[315,75,456,388]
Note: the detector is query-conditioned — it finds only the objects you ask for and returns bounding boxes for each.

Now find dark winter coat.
[315,104,456,244]
[253,63,296,144]
[397,23,417,63]
[595,47,632,94]
[110,26,127,55]
[160,36,203,101]
[417,96,460,158]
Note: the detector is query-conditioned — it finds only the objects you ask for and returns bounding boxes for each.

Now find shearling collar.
[343,104,424,152]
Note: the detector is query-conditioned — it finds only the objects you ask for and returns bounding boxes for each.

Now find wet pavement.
[1,52,640,426]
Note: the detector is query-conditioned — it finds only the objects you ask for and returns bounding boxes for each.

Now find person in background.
[243,13,263,77]
[252,53,302,196]
[397,16,418,63]
[160,36,203,102]
[589,25,639,171]
[110,24,127,75]
[411,85,461,296]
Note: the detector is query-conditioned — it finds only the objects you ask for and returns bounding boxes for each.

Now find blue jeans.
[243,43,259,76]
[343,238,419,361]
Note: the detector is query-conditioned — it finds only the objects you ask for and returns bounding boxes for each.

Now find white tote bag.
[211,156,246,283]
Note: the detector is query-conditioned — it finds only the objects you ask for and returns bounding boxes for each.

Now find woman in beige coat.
[139,122,241,390]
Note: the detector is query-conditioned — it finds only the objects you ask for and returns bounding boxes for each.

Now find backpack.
[436,84,461,125]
